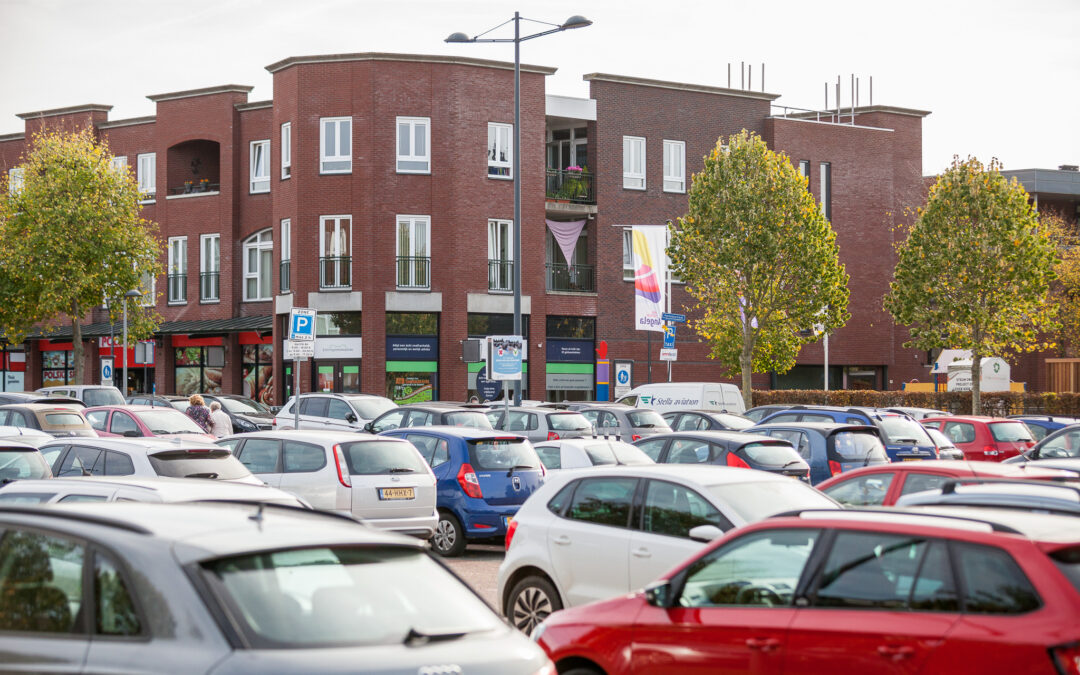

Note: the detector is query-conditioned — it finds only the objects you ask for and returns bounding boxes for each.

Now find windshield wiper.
[781,460,803,468]
[185,472,219,479]
[506,464,534,477]
[403,627,468,647]
[388,467,415,473]
[893,438,919,445]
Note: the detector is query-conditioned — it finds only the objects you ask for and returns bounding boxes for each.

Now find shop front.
[99,337,155,395]
[240,332,274,405]
[173,335,224,396]
[545,316,595,402]
[0,345,25,392]
[385,313,438,404]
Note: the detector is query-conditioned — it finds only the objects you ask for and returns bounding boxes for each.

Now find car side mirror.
[644,580,676,608]
[122,430,141,438]
[363,422,374,433]
[688,525,725,543]
[346,412,358,423]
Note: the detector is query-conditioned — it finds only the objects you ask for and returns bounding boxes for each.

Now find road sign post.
[100,357,114,387]
[613,360,634,399]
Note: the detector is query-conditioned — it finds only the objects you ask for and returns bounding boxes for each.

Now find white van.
[614,382,745,414]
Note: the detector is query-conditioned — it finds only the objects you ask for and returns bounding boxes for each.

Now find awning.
[25,315,273,340]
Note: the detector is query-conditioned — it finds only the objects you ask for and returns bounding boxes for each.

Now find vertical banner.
[631,226,667,332]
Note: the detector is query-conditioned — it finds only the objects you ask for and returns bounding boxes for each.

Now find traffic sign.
[659,348,678,361]
[613,360,633,398]
[287,340,314,359]
[100,357,114,386]
[488,335,524,381]
[662,324,676,349]
[475,365,502,402]
[289,308,317,341]
[661,313,686,323]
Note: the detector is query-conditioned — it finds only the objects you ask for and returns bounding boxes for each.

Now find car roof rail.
[0,505,153,535]
[767,507,1023,534]
[939,476,1080,495]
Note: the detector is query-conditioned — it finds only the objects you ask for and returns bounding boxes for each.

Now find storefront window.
[0,347,25,392]
[386,312,437,335]
[175,346,224,395]
[242,344,274,404]
[385,313,438,403]
[41,350,73,387]
[546,316,595,339]
[316,312,362,336]
[467,313,529,339]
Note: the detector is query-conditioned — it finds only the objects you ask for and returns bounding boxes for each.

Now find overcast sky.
[1,0,1076,176]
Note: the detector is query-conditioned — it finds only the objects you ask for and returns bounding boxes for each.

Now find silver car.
[532,438,654,471]
[0,475,309,507]
[218,430,438,538]
[575,403,673,441]
[273,393,397,431]
[40,437,263,485]
[486,406,593,443]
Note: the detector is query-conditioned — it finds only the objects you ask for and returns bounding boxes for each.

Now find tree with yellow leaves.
[885,156,1058,415]
[670,130,850,409]
[0,128,162,385]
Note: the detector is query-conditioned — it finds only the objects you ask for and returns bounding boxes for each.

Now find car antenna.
[249,502,265,526]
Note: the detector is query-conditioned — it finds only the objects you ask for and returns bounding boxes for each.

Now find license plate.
[378,487,415,500]
[902,457,923,462]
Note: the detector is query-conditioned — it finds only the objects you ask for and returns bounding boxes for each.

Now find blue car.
[749,421,891,485]
[1007,415,1080,441]
[757,405,938,462]
[380,426,544,557]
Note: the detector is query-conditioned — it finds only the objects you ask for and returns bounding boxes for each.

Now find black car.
[0,392,84,408]
[663,409,755,432]
[366,403,493,433]
[199,394,275,433]
[633,430,810,481]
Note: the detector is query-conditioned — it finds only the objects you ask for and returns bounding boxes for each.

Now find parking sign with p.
[289,308,317,341]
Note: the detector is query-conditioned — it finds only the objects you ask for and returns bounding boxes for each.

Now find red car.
[922,415,1035,462]
[816,460,1075,506]
[83,405,215,441]
[535,508,1080,675]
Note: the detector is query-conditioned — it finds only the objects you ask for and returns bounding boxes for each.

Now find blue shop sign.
[546,339,594,363]
[386,336,439,360]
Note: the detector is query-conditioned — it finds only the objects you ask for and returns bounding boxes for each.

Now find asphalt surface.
[442,542,504,611]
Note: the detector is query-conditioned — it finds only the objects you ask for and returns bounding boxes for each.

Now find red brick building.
[0,52,953,403]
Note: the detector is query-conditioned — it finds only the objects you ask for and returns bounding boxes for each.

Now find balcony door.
[396,215,430,290]
[488,219,513,292]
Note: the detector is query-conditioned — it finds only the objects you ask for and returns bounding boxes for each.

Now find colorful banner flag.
[631,226,667,332]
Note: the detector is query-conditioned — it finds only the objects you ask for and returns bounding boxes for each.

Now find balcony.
[488,259,514,293]
[200,272,220,301]
[167,181,220,196]
[167,274,186,304]
[280,260,290,292]
[546,262,595,293]
[396,256,430,291]
[546,168,595,205]
[320,256,351,290]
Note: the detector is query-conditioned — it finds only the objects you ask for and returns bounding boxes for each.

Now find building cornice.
[147,85,254,103]
[98,116,156,130]
[266,52,556,76]
[583,73,780,102]
[16,104,113,120]
[0,132,25,143]
[785,105,932,120]
[235,101,273,111]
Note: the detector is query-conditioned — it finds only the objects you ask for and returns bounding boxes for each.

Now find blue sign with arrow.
[661,312,686,323]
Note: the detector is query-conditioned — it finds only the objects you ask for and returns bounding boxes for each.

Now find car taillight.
[505,518,518,551]
[984,444,1000,457]
[1051,643,1080,675]
[632,434,642,441]
[829,460,842,476]
[271,417,277,427]
[725,452,751,469]
[547,431,560,440]
[332,444,351,488]
[457,462,483,499]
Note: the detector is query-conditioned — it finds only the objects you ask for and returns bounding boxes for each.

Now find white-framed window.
[623,136,645,190]
[396,215,431,290]
[137,153,156,198]
[167,236,187,304]
[320,117,352,174]
[250,140,270,193]
[488,219,513,292]
[243,229,273,301]
[7,167,24,195]
[200,234,220,302]
[799,160,810,178]
[622,228,635,280]
[280,218,291,292]
[320,215,352,289]
[820,162,832,220]
[281,123,291,179]
[663,140,685,193]
[488,123,512,178]
[396,116,431,173]
[111,156,128,174]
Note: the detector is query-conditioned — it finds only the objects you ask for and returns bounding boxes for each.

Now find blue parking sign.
[289,308,317,341]
[662,323,676,349]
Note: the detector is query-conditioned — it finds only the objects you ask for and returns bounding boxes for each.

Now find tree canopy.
[0,128,162,384]
[670,130,850,408]
[884,156,1058,414]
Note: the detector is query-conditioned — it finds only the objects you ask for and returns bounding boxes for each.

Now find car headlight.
[235,417,258,432]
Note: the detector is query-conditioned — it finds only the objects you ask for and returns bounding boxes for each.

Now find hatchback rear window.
[468,438,541,471]
[829,431,889,462]
[148,449,253,480]
[714,413,754,430]
[548,412,591,431]
[82,389,125,407]
[583,441,653,466]
[444,411,492,429]
[707,480,837,522]
[341,440,427,475]
[876,416,933,445]
[346,397,397,420]
[627,410,668,429]
[989,422,1034,443]
[0,449,50,481]
[43,413,88,427]
[739,442,803,467]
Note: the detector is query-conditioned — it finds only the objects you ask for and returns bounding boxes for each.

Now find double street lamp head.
[124,289,142,300]
[444,14,591,43]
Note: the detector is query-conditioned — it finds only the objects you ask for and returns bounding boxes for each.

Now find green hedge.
[750,390,1080,416]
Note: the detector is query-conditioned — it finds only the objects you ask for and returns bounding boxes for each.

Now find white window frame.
[7,167,24,195]
[396,116,431,174]
[396,215,431,290]
[250,140,270,193]
[243,229,273,301]
[137,153,156,199]
[111,156,128,174]
[280,218,291,292]
[663,140,685,193]
[320,117,352,174]
[319,215,352,289]
[820,162,831,220]
[281,123,291,179]
[622,228,635,280]
[488,219,514,292]
[167,236,187,304]
[488,123,513,179]
[623,136,645,190]
[199,233,220,302]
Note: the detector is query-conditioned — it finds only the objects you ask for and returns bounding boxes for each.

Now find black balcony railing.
[396,256,430,290]
[320,256,351,289]
[200,272,219,301]
[280,260,291,292]
[546,168,595,204]
[168,182,220,196]
[546,262,595,293]
[488,259,514,292]
[167,274,186,303]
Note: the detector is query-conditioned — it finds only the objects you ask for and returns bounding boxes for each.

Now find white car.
[273,393,397,431]
[496,464,840,633]
[0,475,309,507]
[532,438,654,471]
[217,430,438,538]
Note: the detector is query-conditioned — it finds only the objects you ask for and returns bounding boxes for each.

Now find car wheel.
[562,669,603,675]
[508,575,562,634]
[431,511,466,557]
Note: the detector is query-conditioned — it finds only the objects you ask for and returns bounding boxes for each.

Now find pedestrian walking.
[186,394,211,433]
[208,401,232,438]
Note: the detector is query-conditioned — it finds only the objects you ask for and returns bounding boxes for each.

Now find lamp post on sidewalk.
[447,12,592,405]
[122,289,141,396]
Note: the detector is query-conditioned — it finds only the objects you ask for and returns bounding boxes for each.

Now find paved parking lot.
[443,543,504,610]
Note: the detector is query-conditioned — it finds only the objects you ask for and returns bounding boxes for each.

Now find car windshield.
[0,450,50,481]
[341,440,428,475]
[548,412,591,431]
[989,421,1034,443]
[739,441,804,467]
[444,411,492,429]
[220,397,270,415]
[627,410,669,429]
[829,431,889,461]
[468,438,540,471]
[713,413,754,430]
[707,480,837,522]
[876,416,933,445]
[135,410,206,435]
[83,389,125,406]
[347,397,397,420]
[582,440,653,466]
[202,546,501,647]
[148,449,254,480]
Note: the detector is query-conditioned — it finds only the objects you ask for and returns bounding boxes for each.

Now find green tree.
[670,130,850,409]
[0,128,162,385]
[1043,212,1080,356]
[884,156,1058,414]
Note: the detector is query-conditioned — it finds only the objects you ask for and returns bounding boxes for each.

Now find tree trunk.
[71,302,83,385]
[740,344,753,410]
[970,350,982,416]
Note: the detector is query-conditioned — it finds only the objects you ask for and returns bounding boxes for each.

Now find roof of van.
[626,382,736,389]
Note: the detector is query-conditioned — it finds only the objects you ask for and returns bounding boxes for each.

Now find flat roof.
[583,73,780,102]
[147,85,254,103]
[16,104,112,120]
[1001,168,1080,198]
[266,52,556,76]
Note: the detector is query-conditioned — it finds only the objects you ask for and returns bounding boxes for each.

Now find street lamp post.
[122,289,142,396]
[447,12,591,405]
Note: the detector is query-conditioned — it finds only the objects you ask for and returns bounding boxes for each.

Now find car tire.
[507,575,562,634]
[431,511,466,557]
[561,669,603,675]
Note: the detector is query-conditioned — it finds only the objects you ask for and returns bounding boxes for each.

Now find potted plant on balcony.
[562,165,588,201]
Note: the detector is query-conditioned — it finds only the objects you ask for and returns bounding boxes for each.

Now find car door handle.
[877,645,915,661]
[553,535,571,546]
[631,547,651,558]
[745,637,781,652]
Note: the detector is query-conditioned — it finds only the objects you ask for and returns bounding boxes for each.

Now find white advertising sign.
[630,226,667,332]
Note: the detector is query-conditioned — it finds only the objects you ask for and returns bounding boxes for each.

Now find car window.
[57,445,103,477]
[943,422,977,444]
[566,477,637,528]
[579,410,600,427]
[821,472,895,506]
[372,410,406,433]
[345,397,396,421]
[739,442,802,467]
[0,492,56,503]
[505,412,532,432]
[899,472,950,496]
[771,430,811,460]
[812,532,957,611]
[534,444,561,470]
[676,414,709,431]
[829,431,888,462]
[41,444,67,470]
[627,410,667,429]
[0,411,8,425]
[95,553,141,636]
[635,438,667,462]
[83,389,124,407]
[217,438,242,453]
[678,528,819,608]
[7,411,27,427]
[236,439,281,474]
[713,413,754,431]
[326,399,353,421]
[341,440,428,475]
[486,411,504,428]
[468,438,540,470]
[148,449,254,480]
[103,451,135,476]
[1038,429,1080,459]
[708,480,838,522]
[403,434,437,464]
[406,412,434,427]
[111,412,139,435]
[988,422,1033,443]
[1027,424,1049,441]
[300,397,329,418]
[85,410,108,431]
[444,412,491,429]
[0,450,50,481]
[800,414,834,423]
[219,398,270,415]
[59,494,108,502]
[953,542,1040,614]
[768,413,802,424]
[43,413,88,428]
[284,441,327,473]
[667,438,712,464]
[642,479,732,537]
[0,529,84,633]
[548,412,591,431]
[547,481,576,515]
[845,417,866,425]
[877,416,933,446]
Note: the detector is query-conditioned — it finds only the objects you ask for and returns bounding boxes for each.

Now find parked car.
[487,406,593,442]
[0,475,308,507]
[614,381,745,414]
[534,507,1080,675]
[0,425,56,448]
[743,403,797,423]
[366,402,491,434]
[126,393,190,411]
[0,440,52,483]
[380,426,544,556]
[1008,414,1080,441]
[0,501,553,673]
[83,404,215,441]
[0,391,84,407]
[1004,423,1080,464]
[923,425,966,460]
[0,403,95,437]
[816,460,1076,506]
[662,409,755,432]
[274,392,397,431]
[217,430,437,538]
[532,438,654,471]
[497,464,840,633]
[749,421,890,484]
[634,430,810,481]
[922,415,1035,462]
[883,406,952,420]
[759,405,939,462]
[896,477,1080,516]
[35,384,125,406]
[39,437,263,485]
[199,393,276,432]
[574,403,672,441]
